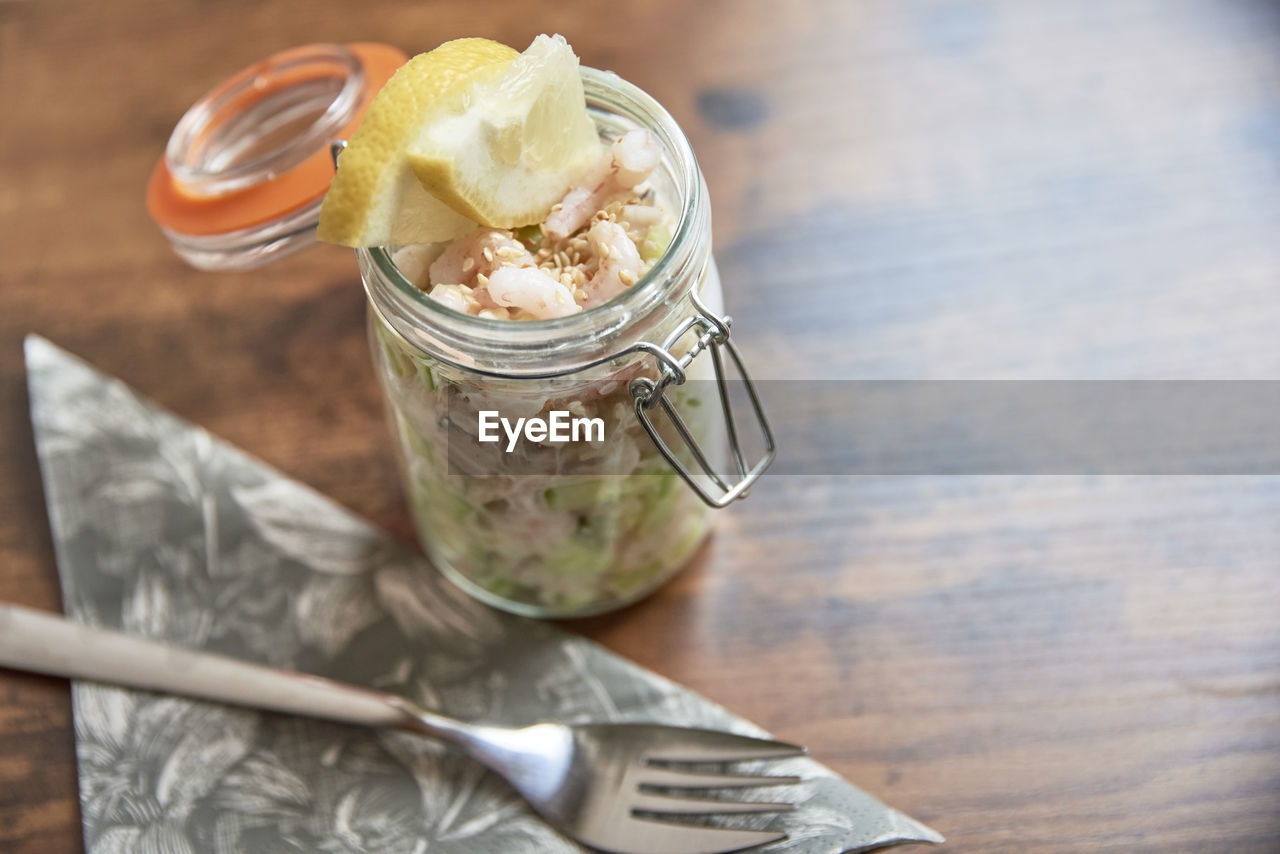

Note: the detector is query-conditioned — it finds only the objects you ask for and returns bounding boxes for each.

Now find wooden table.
[2,0,1278,851]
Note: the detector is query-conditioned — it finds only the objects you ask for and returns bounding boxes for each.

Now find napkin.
[24,335,943,854]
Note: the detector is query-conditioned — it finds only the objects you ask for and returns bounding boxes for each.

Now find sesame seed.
[462,257,475,272]
[482,247,494,263]
[551,203,563,212]
[476,272,489,287]
[619,270,636,286]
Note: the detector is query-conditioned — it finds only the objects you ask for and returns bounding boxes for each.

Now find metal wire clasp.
[629,290,776,508]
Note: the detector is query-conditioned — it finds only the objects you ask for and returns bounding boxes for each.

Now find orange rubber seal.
[147,42,406,237]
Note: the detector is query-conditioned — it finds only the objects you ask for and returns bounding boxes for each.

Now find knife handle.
[0,603,407,729]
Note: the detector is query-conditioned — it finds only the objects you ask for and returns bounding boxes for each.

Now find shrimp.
[582,220,642,308]
[429,227,533,287]
[391,243,445,287]
[427,283,482,315]
[486,266,582,319]
[543,129,660,240]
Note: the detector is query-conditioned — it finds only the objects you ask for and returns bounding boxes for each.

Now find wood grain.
[2,0,1279,852]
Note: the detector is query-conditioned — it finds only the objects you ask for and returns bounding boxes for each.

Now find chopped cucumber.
[515,223,543,250]
[376,319,438,390]
[374,322,413,378]
[545,537,609,577]
[640,222,673,264]
[544,478,623,512]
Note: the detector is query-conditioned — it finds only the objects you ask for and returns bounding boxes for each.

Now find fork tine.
[623,816,787,854]
[639,766,802,789]
[641,727,806,763]
[632,791,796,815]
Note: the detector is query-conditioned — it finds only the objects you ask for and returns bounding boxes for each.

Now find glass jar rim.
[360,66,710,378]
[165,43,366,198]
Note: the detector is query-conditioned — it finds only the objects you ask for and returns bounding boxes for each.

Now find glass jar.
[360,67,773,617]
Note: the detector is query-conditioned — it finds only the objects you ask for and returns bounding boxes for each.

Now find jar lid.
[146,42,406,271]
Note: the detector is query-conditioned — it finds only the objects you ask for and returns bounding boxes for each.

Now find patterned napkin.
[24,334,943,854]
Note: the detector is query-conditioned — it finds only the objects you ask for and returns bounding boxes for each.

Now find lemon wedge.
[406,34,602,230]
[317,38,517,247]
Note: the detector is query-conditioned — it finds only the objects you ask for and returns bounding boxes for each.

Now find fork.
[0,603,804,854]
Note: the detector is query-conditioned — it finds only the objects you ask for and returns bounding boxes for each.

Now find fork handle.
[0,603,407,730]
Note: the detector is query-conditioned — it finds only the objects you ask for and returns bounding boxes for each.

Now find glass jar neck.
[360,66,712,379]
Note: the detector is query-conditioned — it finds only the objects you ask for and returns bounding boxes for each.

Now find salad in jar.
[318,34,738,616]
